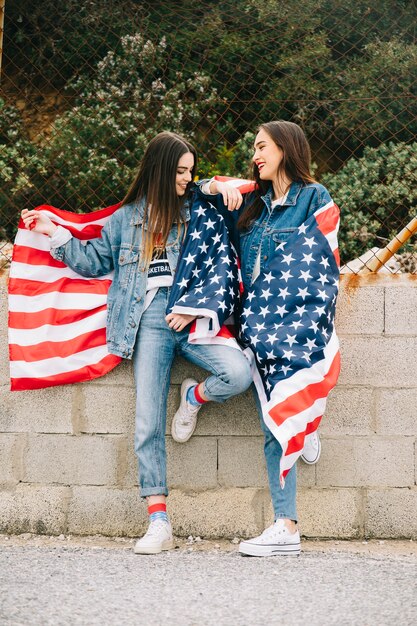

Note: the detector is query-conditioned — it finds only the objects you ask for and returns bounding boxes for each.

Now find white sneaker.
[301,431,321,464]
[239,519,301,557]
[133,520,174,555]
[171,378,202,443]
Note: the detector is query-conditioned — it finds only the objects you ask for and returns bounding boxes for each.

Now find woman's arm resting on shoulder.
[198,179,243,211]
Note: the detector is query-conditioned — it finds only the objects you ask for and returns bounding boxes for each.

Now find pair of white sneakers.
[134,378,320,556]
[134,516,300,557]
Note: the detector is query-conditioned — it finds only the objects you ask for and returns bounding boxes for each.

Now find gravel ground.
[1,536,416,626]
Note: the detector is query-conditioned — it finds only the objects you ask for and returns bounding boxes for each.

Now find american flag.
[8,193,240,391]
[8,204,122,390]
[239,199,341,485]
[167,196,242,349]
[170,181,341,486]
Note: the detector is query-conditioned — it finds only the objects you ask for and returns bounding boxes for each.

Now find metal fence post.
[0,1,5,82]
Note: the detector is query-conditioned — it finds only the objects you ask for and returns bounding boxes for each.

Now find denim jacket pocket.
[272,228,297,245]
[118,246,139,289]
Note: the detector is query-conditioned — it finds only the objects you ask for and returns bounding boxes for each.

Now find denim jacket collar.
[130,195,192,226]
[260,181,303,213]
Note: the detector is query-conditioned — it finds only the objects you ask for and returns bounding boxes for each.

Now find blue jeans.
[253,389,298,523]
[133,288,252,498]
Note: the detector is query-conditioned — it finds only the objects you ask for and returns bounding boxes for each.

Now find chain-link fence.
[1,0,416,273]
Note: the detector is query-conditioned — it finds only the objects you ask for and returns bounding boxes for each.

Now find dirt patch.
[0,533,416,558]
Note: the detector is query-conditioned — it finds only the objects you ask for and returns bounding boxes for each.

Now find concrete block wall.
[1,272,416,539]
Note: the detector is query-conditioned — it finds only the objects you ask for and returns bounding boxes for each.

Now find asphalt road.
[1,539,416,626]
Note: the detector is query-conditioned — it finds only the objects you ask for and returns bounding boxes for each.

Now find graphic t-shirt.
[144,247,174,310]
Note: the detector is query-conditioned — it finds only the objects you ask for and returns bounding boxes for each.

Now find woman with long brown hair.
[195,120,339,556]
[21,131,252,554]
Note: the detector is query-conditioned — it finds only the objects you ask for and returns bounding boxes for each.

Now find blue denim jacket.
[50,195,192,359]
[203,181,332,291]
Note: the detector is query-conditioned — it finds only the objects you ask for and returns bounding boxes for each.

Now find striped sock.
[186,384,208,406]
[148,502,169,524]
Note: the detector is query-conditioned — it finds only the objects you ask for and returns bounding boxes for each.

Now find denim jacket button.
[129,320,136,328]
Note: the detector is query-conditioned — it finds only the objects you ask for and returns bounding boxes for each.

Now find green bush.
[198,132,256,179]
[0,99,46,239]
[5,0,141,85]
[322,142,417,262]
[2,33,219,231]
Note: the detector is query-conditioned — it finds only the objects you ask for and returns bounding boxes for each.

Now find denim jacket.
[202,181,332,291]
[50,195,192,359]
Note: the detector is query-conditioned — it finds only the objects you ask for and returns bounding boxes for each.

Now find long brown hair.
[122,131,197,264]
[238,121,316,230]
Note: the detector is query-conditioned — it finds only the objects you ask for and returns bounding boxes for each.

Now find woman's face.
[252,128,284,182]
[176,152,194,196]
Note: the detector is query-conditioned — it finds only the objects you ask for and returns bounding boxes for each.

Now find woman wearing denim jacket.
[21,131,252,555]
[196,120,334,557]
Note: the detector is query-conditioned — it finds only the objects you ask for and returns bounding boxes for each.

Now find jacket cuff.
[50,225,73,248]
[195,178,216,195]
[49,225,72,261]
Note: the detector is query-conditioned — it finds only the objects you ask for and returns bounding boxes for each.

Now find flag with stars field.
[166,194,242,348]
[239,199,341,486]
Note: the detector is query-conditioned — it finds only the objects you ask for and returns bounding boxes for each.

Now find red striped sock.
[148,502,167,515]
[148,502,169,523]
[194,384,208,404]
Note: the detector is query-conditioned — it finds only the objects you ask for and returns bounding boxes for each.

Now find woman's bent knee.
[227,355,252,393]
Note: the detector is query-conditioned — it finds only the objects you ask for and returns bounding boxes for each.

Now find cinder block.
[218,436,267,487]
[167,436,218,489]
[217,439,315,489]
[80,384,136,434]
[0,384,73,433]
[376,389,417,436]
[125,436,219,490]
[0,434,24,485]
[320,387,375,436]
[68,486,147,536]
[336,285,384,335]
[124,442,138,487]
[385,286,417,335]
[297,458,316,488]
[339,337,417,387]
[365,488,417,538]
[168,488,268,538]
[296,488,363,538]
[167,387,261,437]
[316,437,415,487]
[0,484,70,535]
[24,434,123,485]
[91,359,134,386]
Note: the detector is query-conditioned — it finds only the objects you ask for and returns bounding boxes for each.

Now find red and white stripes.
[8,204,122,391]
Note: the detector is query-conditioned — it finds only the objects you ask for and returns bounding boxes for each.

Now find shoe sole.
[300,438,321,465]
[239,542,301,557]
[133,539,175,555]
[171,378,199,443]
